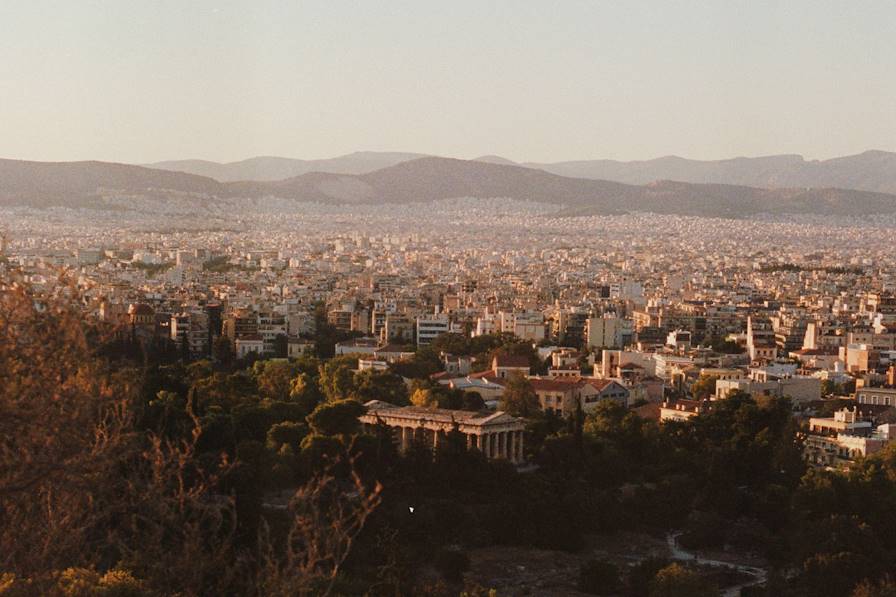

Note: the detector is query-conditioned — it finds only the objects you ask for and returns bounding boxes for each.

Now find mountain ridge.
[146,151,427,182]
[523,149,896,194]
[144,149,896,195]
[3,155,896,219]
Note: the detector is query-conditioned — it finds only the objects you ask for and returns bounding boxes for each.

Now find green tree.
[499,374,539,418]
[627,558,669,597]
[389,346,443,379]
[318,356,358,402]
[690,374,718,400]
[253,359,300,402]
[351,369,409,405]
[266,421,309,454]
[306,399,365,437]
[578,559,620,595]
[410,387,437,407]
[803,551,876,597]
[289,373,324,415]
[462,391,486,411]
[433,548,470,584]
[179,334,191,363]
[212,335,234,370]
[430,333,472,356]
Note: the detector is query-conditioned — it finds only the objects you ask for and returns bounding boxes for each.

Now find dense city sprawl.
[4,201,896,596]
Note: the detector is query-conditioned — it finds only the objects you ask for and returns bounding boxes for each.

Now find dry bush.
[258,455,382,597]
[110,411,242,595]
[1,272,383,595]
[0,274,237,595]
[0,273,133,582]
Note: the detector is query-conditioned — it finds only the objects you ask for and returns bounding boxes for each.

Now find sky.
[1,0,895,165]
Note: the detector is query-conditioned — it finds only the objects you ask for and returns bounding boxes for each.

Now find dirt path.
[666,532,768,596]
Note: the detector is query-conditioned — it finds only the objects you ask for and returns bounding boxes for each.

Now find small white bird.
[408,506,415,514]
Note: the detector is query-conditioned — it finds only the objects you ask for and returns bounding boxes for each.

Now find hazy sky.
[1,1,895,164]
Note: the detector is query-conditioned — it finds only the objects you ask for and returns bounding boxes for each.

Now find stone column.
[483,433,491,458]
[466,433,473,450]
[433,429,441,450]
[507,430,515,462]
[400,427,410,452]
[517,430,524,462]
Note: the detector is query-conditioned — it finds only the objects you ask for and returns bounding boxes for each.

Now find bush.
[627,558,668,597]
[434,548,470,584]
[649,563,715,597]
[678,511,726,550]
[578,559,621,595]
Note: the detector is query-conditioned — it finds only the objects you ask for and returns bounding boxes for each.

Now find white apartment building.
[475,313,497,337]
[499,311,546,342]
[585,316,630,349]
[416,313,451,345]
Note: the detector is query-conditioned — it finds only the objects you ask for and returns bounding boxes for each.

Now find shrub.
[578,559,621,595]
[434,548,470,584]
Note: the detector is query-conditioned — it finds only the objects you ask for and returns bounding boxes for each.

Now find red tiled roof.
[633,401,662,421]
[465,370,508,385]
[493,355,531,368]
[583,378,617,391]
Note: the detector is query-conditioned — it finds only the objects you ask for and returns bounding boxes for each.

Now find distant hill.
[473,155,519,166]
[0,159,224,207]
[147,151,426,182]
[3,155,896,218]
[224,156,896,218]
[148,149,896,195]
[522,150,896,194]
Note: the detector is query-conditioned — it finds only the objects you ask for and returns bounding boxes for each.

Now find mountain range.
[146,152,426,182]
[147,149,896,196]
[0,159,222,208]
[517,150,896,195]
[3,155,896,219]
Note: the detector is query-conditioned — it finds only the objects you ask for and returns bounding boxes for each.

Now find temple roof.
[362,401,522,427]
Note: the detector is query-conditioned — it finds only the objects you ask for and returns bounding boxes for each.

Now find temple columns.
[400,426,411,452]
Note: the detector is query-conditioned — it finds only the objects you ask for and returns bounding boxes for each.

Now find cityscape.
[3,2,896,596]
